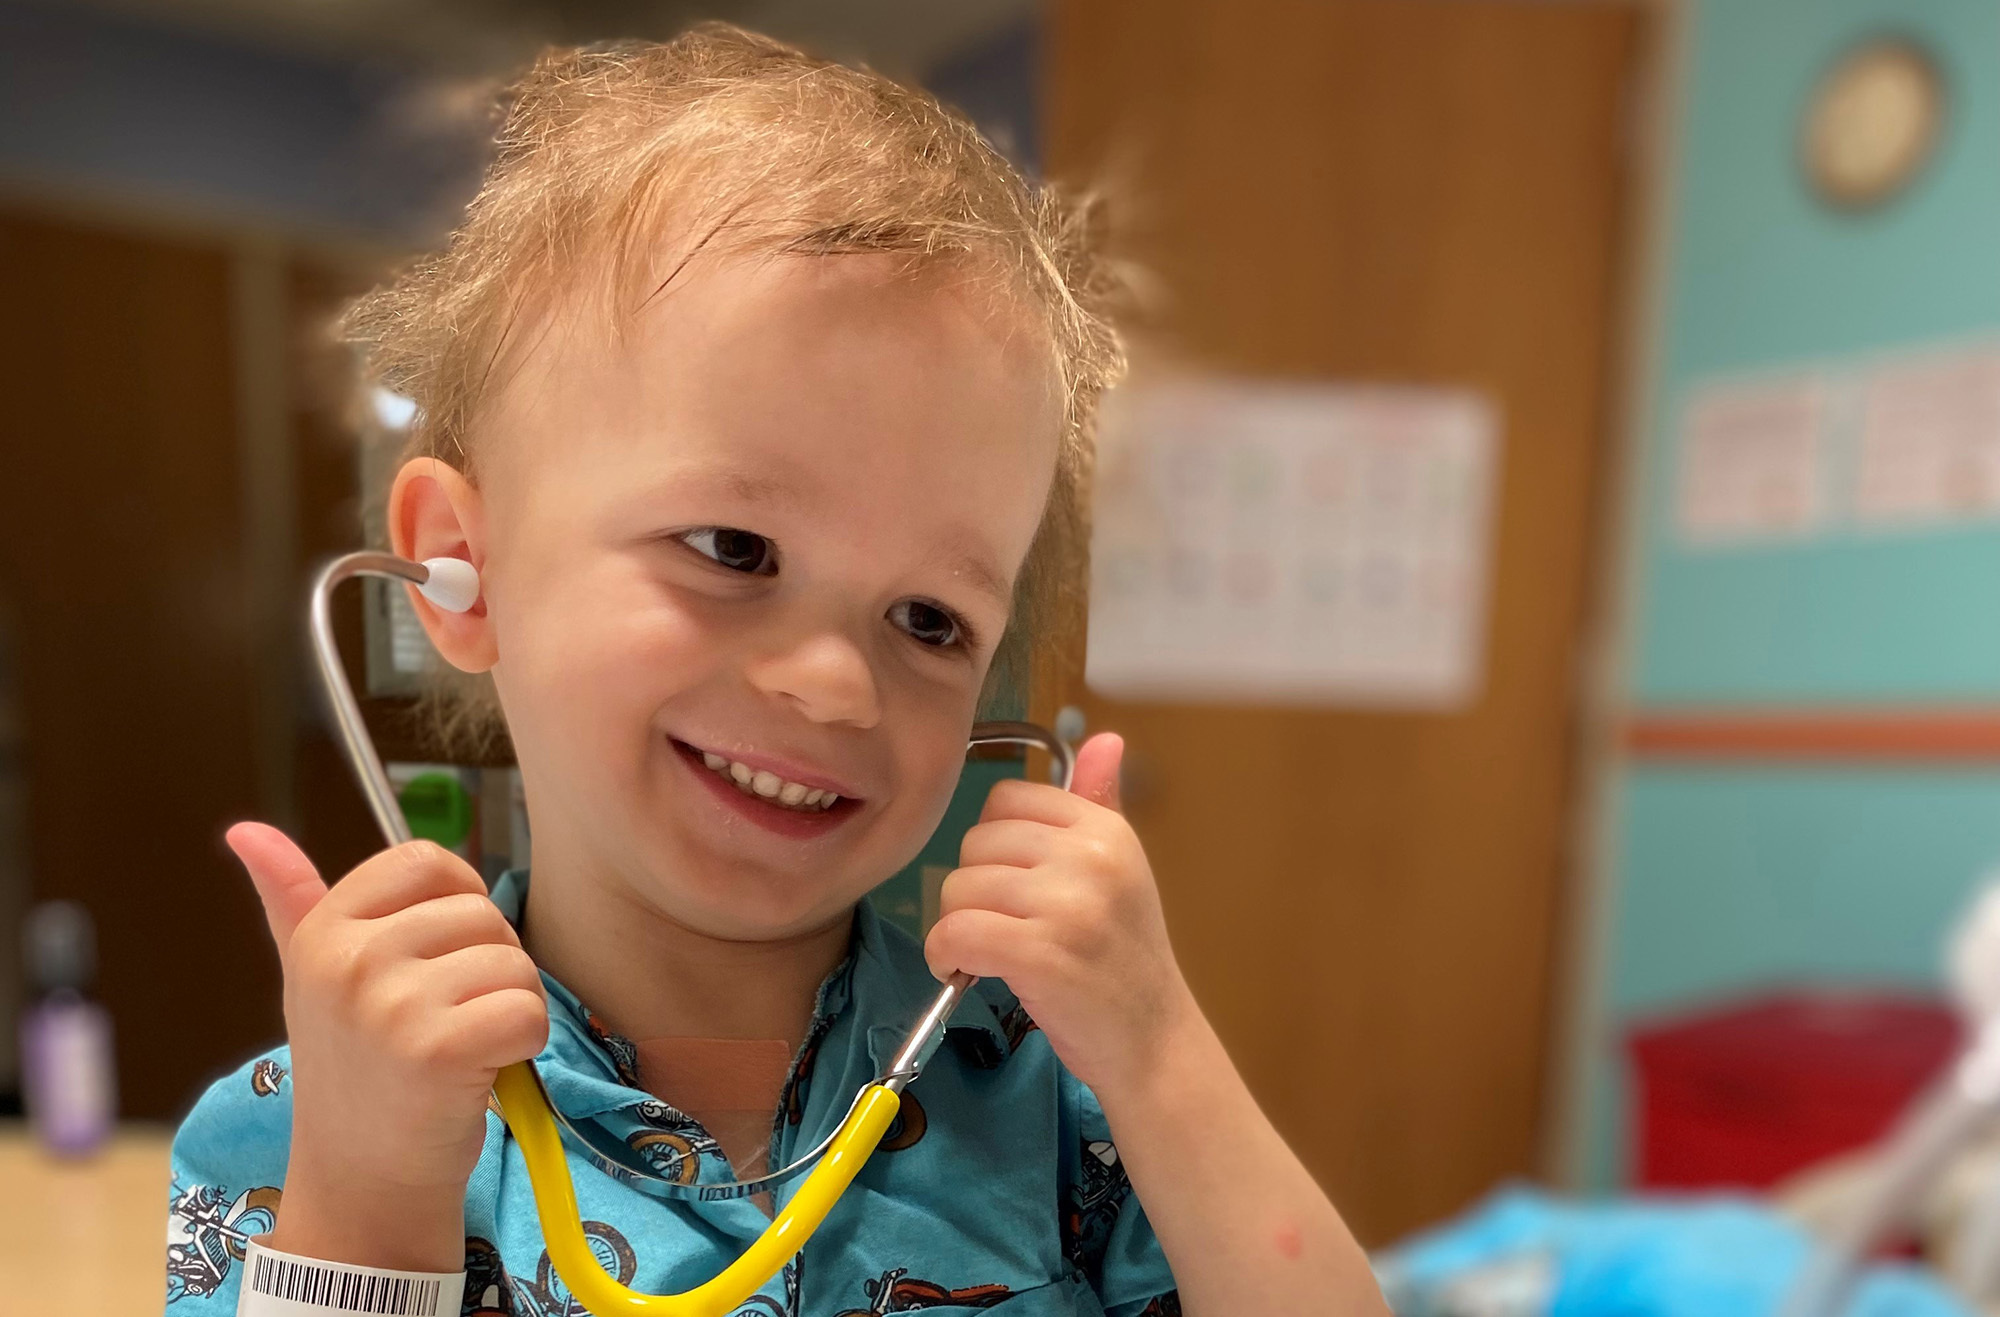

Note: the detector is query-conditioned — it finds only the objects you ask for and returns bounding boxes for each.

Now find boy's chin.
[652,859,862,942]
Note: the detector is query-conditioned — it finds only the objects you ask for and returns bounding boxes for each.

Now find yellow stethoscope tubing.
[309,553,1073,1317]
[492,1063,901,1316]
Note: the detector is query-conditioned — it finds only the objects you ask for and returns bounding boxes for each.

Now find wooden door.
[0,213,277,1121]
[1045,0,1640,1241]
[0,211,389,1121]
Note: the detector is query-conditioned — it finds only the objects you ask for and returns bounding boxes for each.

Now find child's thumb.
[226,821,328,955]
[1069,732,1125,812]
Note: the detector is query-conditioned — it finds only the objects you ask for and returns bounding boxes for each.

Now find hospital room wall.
[1579,0,2000,1186]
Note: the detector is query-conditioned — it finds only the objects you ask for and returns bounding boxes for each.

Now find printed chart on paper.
[1086,377,1501,708]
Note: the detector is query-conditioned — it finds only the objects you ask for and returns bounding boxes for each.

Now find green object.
[398,771,474,848]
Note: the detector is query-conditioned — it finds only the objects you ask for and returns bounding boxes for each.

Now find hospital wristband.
[238,1239,465,1317]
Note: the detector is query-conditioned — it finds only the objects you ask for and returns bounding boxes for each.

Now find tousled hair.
[340,23,1127,754]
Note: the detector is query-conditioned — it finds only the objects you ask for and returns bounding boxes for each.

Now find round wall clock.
[1801,37,1945,210]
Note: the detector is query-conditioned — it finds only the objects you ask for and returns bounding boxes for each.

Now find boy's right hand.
[228,823,549,1204]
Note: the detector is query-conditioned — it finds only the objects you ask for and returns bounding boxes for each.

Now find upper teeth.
[700,751,839,810]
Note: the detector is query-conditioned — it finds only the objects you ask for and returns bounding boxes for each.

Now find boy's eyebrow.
[944,549,1012,607]
[720,470,800,503]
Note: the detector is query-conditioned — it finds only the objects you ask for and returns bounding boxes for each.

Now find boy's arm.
[928,734,1389,1317]
[1093,992,1384,1314]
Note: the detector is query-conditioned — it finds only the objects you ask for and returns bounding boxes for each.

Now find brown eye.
[889,599,961,648]
[680,528,776,575]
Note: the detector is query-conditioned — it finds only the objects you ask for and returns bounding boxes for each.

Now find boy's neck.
[518,858,855,1054]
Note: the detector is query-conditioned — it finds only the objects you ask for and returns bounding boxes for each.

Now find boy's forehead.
[655,249,1049,371]
[490,250,1055,428]
[479,250,1061,549]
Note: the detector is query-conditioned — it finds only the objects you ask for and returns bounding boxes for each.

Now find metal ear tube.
[308,551,1073,1316]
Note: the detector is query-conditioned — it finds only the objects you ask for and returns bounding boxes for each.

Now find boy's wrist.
[270,1146,468,1274]
[1091,981,1217,1120]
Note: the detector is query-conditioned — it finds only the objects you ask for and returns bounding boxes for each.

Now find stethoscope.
[309,551,1076,1317]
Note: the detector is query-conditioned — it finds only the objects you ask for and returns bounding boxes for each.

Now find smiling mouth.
[671,740,849,813]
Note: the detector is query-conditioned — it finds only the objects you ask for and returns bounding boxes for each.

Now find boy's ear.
[387,457,496,675]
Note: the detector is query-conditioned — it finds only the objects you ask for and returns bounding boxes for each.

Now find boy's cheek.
[854,723,973,878]
[513,586,710,709]
[877,752,963,869]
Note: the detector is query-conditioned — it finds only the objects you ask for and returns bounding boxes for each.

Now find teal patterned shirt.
[167,870,1180,1316]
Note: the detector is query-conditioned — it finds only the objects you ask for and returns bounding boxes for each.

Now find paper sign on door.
[1085,377,1500,708]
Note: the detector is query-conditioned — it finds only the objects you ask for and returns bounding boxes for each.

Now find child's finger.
[422,943,545,1007]
[333,840,491,920]
[958,818,1062,869]
[924,907,1052,984]
[1069,733,1124,811]
[226,822,328,956]
[376,891,523,959]
[977,776,1092,828]
[938,864,1062,922]
[440,989,550,1071]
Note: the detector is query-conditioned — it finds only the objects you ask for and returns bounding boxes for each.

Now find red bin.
[1626,991,1962,1190]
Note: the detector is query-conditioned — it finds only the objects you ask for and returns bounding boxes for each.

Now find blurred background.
[20,0,2000,1310]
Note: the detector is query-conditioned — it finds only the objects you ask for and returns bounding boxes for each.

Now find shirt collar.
[848,894,1013,1070]
[486,869,1011,1114]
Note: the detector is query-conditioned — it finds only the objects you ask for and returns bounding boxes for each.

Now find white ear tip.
[417,557,481,613]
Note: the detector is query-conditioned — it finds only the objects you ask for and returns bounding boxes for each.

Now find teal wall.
[1639,0,2000,704]
[1591,0,2000,1185]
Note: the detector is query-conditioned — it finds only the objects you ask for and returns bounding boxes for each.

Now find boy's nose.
[743,630,882,729]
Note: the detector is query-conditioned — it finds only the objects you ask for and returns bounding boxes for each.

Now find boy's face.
[468,254,1061,939]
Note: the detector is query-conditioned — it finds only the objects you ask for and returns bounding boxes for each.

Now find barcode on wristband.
[248,1253,446,1316]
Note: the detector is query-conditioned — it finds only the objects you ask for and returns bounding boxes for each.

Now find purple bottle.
[20,900,115,1154]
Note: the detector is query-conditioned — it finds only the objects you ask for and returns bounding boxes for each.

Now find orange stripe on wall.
[1625,711,2000,761]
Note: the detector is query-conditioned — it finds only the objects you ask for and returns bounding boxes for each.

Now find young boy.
[168,24,1387,1317]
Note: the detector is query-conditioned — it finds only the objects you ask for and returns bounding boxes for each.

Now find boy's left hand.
[924,732,1196,1102]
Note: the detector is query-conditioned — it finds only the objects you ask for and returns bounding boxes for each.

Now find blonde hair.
[341,23,1126,754]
